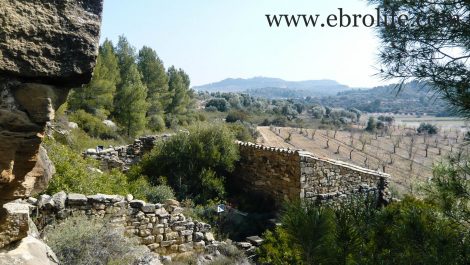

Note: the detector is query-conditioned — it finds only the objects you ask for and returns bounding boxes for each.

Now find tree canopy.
[371,0,470,116]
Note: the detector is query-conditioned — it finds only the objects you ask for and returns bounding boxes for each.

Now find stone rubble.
[83,135,172,171]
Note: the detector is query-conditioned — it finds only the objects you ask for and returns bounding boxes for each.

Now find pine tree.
[137,46,169,131]
[113,64,148,137]
[166,66,190,116]
[68,39,120,117]
[115,35,136,78]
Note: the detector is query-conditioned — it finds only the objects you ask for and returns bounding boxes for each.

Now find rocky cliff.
[0,0,103,250]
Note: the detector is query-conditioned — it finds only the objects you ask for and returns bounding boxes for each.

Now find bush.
[128,176,175,203]
[205,106,218,112]
[44,138,129,195]
[214,244,249,264]
[261,195,470,265]
[225,110,249,123]
[69,109,117,139]
[365,117,377,132]
[271,116,288,127]
[147,114,166,132]
[417,122,438,134]
[44,137,159,201]
[227,121,259,142]
[206,98,230,112]
[132,122,239,203]
[44,215,155,265]
[257,227,303,265]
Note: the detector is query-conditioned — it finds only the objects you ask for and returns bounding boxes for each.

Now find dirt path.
[257,126,293,149]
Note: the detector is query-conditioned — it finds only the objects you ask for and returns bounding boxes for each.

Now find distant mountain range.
[192,77,352,98]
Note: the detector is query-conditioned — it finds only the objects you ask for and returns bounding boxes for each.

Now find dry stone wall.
[235,142,391,208]
[31,192,213,256]
[83,135,172,171]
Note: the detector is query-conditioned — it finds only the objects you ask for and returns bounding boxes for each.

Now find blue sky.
[100,0,390,88]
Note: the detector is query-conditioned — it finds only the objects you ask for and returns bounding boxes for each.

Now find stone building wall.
[235,142,302,209]
[31,192,213,256]
[235,142,390,208]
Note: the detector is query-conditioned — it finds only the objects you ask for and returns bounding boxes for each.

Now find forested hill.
[316,81,452,116]
[193,77,350,97]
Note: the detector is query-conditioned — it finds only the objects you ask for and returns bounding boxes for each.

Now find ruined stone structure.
[83,135,172,171]
[0,0,103,256]
[31,192,214,255]
[83,137,391,210]
[234,141,391,209]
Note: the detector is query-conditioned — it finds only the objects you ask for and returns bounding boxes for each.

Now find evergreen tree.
[166,66,191,118]
[370,0,470,117]
[115,35,136,78]
[137,46,169,131]
[113,36,149,136]
[365,117,377,132]
[114,64,148,137]
[68,39,120,117]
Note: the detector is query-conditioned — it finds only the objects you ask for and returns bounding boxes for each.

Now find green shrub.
[227,121,259,142]
[44,215,155,265]
[69,109,117,139]
[206,98,230,112]
[257,227,303,265]
[128,176,175,203]
[263,195,470,265]
[205,106,218,112]
[147,114,166,132]
[365,117,377,132]
[44,138,128,195]
[52,127,125,153]
[132,122,239,203]
[225,110,248,123]
[44,137,158,201]
[417,122,438,134]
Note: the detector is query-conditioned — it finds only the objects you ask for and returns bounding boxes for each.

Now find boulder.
[246,235,264,246]
[163,199,180,207]
[67,193,88,206]
[0,236,59,265]
[141,203,156,213]
[0,203,29,248]
[51,191,66,210]
[204,232,215,242]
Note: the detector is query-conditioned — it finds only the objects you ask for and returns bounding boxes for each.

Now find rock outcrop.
[0,0,103,203]
[0,236,59,265]
[0,0,103,85]
[0,0,103,249]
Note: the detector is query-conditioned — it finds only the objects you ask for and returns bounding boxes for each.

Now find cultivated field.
[257,125,469,195]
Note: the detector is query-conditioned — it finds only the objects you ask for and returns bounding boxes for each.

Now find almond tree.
[392,134,403,154]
